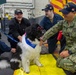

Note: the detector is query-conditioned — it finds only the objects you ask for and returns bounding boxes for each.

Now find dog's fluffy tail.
[0,57,10,69]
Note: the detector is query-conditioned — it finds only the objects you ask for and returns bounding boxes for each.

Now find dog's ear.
[37,26,43,31]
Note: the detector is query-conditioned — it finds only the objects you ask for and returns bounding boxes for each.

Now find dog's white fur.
[17,34,42,73]
[0,34,42,73]
[0,60,10,69]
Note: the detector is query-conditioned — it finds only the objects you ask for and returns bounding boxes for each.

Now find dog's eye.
[37,26,43,30]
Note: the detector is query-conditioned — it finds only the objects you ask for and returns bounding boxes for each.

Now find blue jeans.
[0,41,11,54]
[47,33,66,53]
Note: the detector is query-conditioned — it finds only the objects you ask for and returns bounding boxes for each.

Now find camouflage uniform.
[43,16,76,73]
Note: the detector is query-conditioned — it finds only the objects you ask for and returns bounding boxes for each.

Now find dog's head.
[25,24,43,41]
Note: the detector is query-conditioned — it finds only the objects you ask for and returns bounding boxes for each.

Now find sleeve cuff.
[68,50,73,55]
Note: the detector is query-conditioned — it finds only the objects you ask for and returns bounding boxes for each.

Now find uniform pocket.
[71,28,76,38]
[69,54,76,63]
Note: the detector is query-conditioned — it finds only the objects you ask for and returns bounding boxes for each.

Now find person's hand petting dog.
[11,48,16,53]
[11,35,22,53]
[60,50,70,58]
[39,36,48,47]
[39,36,44,46]
[18,35,22,42]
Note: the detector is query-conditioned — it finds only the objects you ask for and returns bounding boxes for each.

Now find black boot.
[73,72,76,75]
[64,70,74,75]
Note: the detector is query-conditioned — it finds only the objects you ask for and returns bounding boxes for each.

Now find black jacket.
[8,17,31,39]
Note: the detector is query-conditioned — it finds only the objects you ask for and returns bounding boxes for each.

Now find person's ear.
[73,12,76,14]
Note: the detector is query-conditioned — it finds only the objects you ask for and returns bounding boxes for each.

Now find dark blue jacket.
[0,41,11,54]
[40,13,64,53]
[40,13,63,31]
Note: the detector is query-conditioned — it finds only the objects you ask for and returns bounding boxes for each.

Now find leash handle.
[0,30,18,43]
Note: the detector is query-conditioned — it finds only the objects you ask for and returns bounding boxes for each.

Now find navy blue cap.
[14,9,23,14]
[59,2,76,14]
[42,4,53,11]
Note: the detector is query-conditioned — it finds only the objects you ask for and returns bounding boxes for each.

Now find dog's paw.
[37,64,43,67]
[24,69,30,74]
[26,71,30,74]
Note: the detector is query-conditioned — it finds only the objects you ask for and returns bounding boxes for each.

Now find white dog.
[0,24,43,74]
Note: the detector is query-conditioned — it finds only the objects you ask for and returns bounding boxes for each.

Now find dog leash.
[0,29,18,43]
[0,30,37,48]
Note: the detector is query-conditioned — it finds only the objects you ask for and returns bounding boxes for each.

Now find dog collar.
[25,35,37,48]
